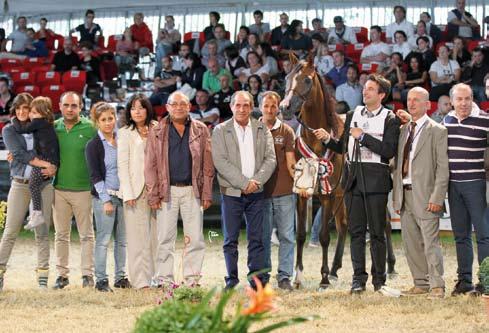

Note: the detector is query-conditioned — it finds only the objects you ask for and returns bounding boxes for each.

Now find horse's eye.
[304,77,312,85]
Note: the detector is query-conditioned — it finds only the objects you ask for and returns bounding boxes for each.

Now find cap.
[333,16,343,23]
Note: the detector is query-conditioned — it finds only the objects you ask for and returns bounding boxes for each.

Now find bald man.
[392,87,449,299]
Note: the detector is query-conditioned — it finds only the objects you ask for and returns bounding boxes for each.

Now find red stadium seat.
[99,60,119,81]
[438,25,448,42]
[0,58,22,72]
[96,35,106,49]
[12,72,36,87]
[107,35,122,52]
[62,70,86,93]
[23,57,46,69]
[435,41,454,53]
[345,43,366,63]
[153,105,168,118]
[480,101,489,112]
[183,32,205,48]
[328,44,345,52]
[428,101,438,116]
[389,101,405,112]
[467,40,485,52]
[359,63,378,74]
[14,85,41,97]
[36,71,62,87]
[41,85,66,112]
[353,27,369,43]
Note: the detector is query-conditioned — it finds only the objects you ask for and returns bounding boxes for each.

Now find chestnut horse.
[280,54,396,290]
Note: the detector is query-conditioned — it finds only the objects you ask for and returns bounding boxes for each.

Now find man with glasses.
[145,91,214,287]
[52,92,97,289]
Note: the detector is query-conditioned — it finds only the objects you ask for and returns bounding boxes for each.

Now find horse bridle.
[285,64,316,131]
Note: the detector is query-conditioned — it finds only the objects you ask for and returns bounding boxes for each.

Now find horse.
[280,53,397,290]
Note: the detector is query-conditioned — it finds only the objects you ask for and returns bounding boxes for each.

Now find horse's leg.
[318,195,332,289]
[385,213,397,277]
[330,197,347,280]
[294,195,308,288]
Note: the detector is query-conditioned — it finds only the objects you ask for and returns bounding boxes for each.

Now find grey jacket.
[2,123,36,178]
[211,118,276,197]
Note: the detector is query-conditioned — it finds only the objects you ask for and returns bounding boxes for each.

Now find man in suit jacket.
[314,74,400,293]
[211,90,276,290]
[392,87,449,299]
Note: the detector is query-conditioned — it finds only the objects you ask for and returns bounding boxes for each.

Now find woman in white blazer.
[117,94,158,289]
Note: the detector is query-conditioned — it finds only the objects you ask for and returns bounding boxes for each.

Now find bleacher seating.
[41,85,66,112]
[61,70,87,93]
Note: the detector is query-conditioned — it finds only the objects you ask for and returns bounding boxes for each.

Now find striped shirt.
[443,108,489,182]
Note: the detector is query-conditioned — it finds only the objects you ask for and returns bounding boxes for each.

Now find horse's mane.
[314,68,341,136]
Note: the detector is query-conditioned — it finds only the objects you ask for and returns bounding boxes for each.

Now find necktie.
[402,122,417,179]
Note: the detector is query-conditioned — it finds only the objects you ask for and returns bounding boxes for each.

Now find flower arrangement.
[0,201,6,230]
[133,277,315,333]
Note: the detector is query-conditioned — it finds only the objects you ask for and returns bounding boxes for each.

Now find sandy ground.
[0,232,488,333]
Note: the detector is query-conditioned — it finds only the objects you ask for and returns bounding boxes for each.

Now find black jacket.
[325,108,400,193]
[85,134,106,198]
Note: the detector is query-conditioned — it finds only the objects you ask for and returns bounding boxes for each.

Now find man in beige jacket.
[392,87,449,299]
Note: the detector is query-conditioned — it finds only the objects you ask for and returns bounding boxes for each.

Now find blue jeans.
[221,192,269,288]
[154,43,174,76]
[262,194,296,281]
[93,196,127,282]
[448,180,489,284]
[310,207,322,243]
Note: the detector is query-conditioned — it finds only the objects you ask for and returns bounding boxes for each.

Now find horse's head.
[280,53,317,120]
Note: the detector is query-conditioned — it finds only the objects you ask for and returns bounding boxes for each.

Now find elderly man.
[443,83,489,296]
[51,38,81,72]
[260,91,296,291]
[392,87,449,299]
[202,58,232,95]
[145,91,214,287]
[212,91,276,290]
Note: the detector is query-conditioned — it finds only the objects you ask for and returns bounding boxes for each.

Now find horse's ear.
[289,52,299,66]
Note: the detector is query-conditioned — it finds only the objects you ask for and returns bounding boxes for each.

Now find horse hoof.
[329,274,338,282]
[294,281,302,289]
[317,284,329,292]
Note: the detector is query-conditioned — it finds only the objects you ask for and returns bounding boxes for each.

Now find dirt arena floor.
[0,231,487,333]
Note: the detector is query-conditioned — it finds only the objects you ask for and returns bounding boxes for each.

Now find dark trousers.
[221,192,269,288]
[345,189,388,287]
[448,180,489,284]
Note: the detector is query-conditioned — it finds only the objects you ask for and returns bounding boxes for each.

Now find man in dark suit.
[314,74,400,294]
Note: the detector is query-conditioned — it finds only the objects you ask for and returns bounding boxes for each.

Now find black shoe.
[451,280,475,296]
[95,279,113,292]
[0,276,4,291]
[374,284,385,292]
[224,283,238,292]
[53,276,69,290]
[278,278,294,291]
[473,283,484,297]
[82,275,94,288]
[114,277,131,289]
[350,281,366,294]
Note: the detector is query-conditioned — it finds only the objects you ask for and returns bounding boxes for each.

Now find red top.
[129,22,153,52]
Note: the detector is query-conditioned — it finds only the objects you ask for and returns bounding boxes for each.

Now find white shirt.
[328,26,358,44]
[392,42,413,59]
[403,114,429,185]
[429,59,460,87]
[190,107,220,126]
[447,11,473,38]
[408,34,433,49]
[314,55,334,76]
[386,20,415,40]
[234,119,255,179]
[335,82,363,110]
[360,42,391,65]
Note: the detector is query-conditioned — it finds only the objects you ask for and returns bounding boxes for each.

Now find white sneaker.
[25,210,45,230]
[378,285,401,298]
[308,241,320,248]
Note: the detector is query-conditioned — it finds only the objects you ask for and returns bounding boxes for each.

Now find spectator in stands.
[308,18,329,42]
[2,16,28,54]
[358,71,369,87]
[408,21,433,49]
[34,18,56,50]
[71,9,103,48]
[360,25,391,66]
[328,16,357,45]
[271,13,289,46]
[201,24,232,58]
[249,10,270,41]
[22,28,48,58]
[420,12,442,45]
[203,11,222,41]
[0,78,14,121]
[400,54,428,102]
[447,0,480,40]
[335,64,362,110]
[247,74,263,112]
[0,28,5,47]
[224,45,246,78]
[409,36,436,70]
[163,15,182,49]
[155,29,176,75]
[52,37,81,72]
[382,52,406,100]
[181,53,206,90]
[150,56,181,106]
[386,5,414,43]
[314,42,334,77]
[202,57,233,95]
[115,28,137,75]
[190,89,220,126]
[429,45,461,101]
[257,42,278,76]
[451,36,471,67]
[392,30,412,60]
[327,50,349,87]
[280,20,312,58]
[130,13,154,56]
[202,40,226,69]
[171,43,191,73]
[213,75,234,120]
[430,95,451,123]
[463,47,489,102]
[310,33,325,56]
[80,43,101,84]
[241,51,270,80]
[240,33,259,60]
[234,26,250,51]
[270,57,293,100]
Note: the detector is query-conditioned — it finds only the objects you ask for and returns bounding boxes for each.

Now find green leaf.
[251,316,317,333]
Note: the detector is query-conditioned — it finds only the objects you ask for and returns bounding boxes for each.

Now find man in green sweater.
[52,91,97,290]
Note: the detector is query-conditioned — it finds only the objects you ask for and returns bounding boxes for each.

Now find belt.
[107,189,122,197]
[13,178,29,184]
[170,182,192,187]
[403,184,412,191]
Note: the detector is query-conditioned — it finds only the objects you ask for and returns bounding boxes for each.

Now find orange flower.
[241,276,276,315]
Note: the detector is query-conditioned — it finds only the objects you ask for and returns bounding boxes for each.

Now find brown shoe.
[402,286,429,296]
[428,287,445,299]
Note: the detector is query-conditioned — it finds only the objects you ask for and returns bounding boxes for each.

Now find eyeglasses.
[167,102,189,108]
